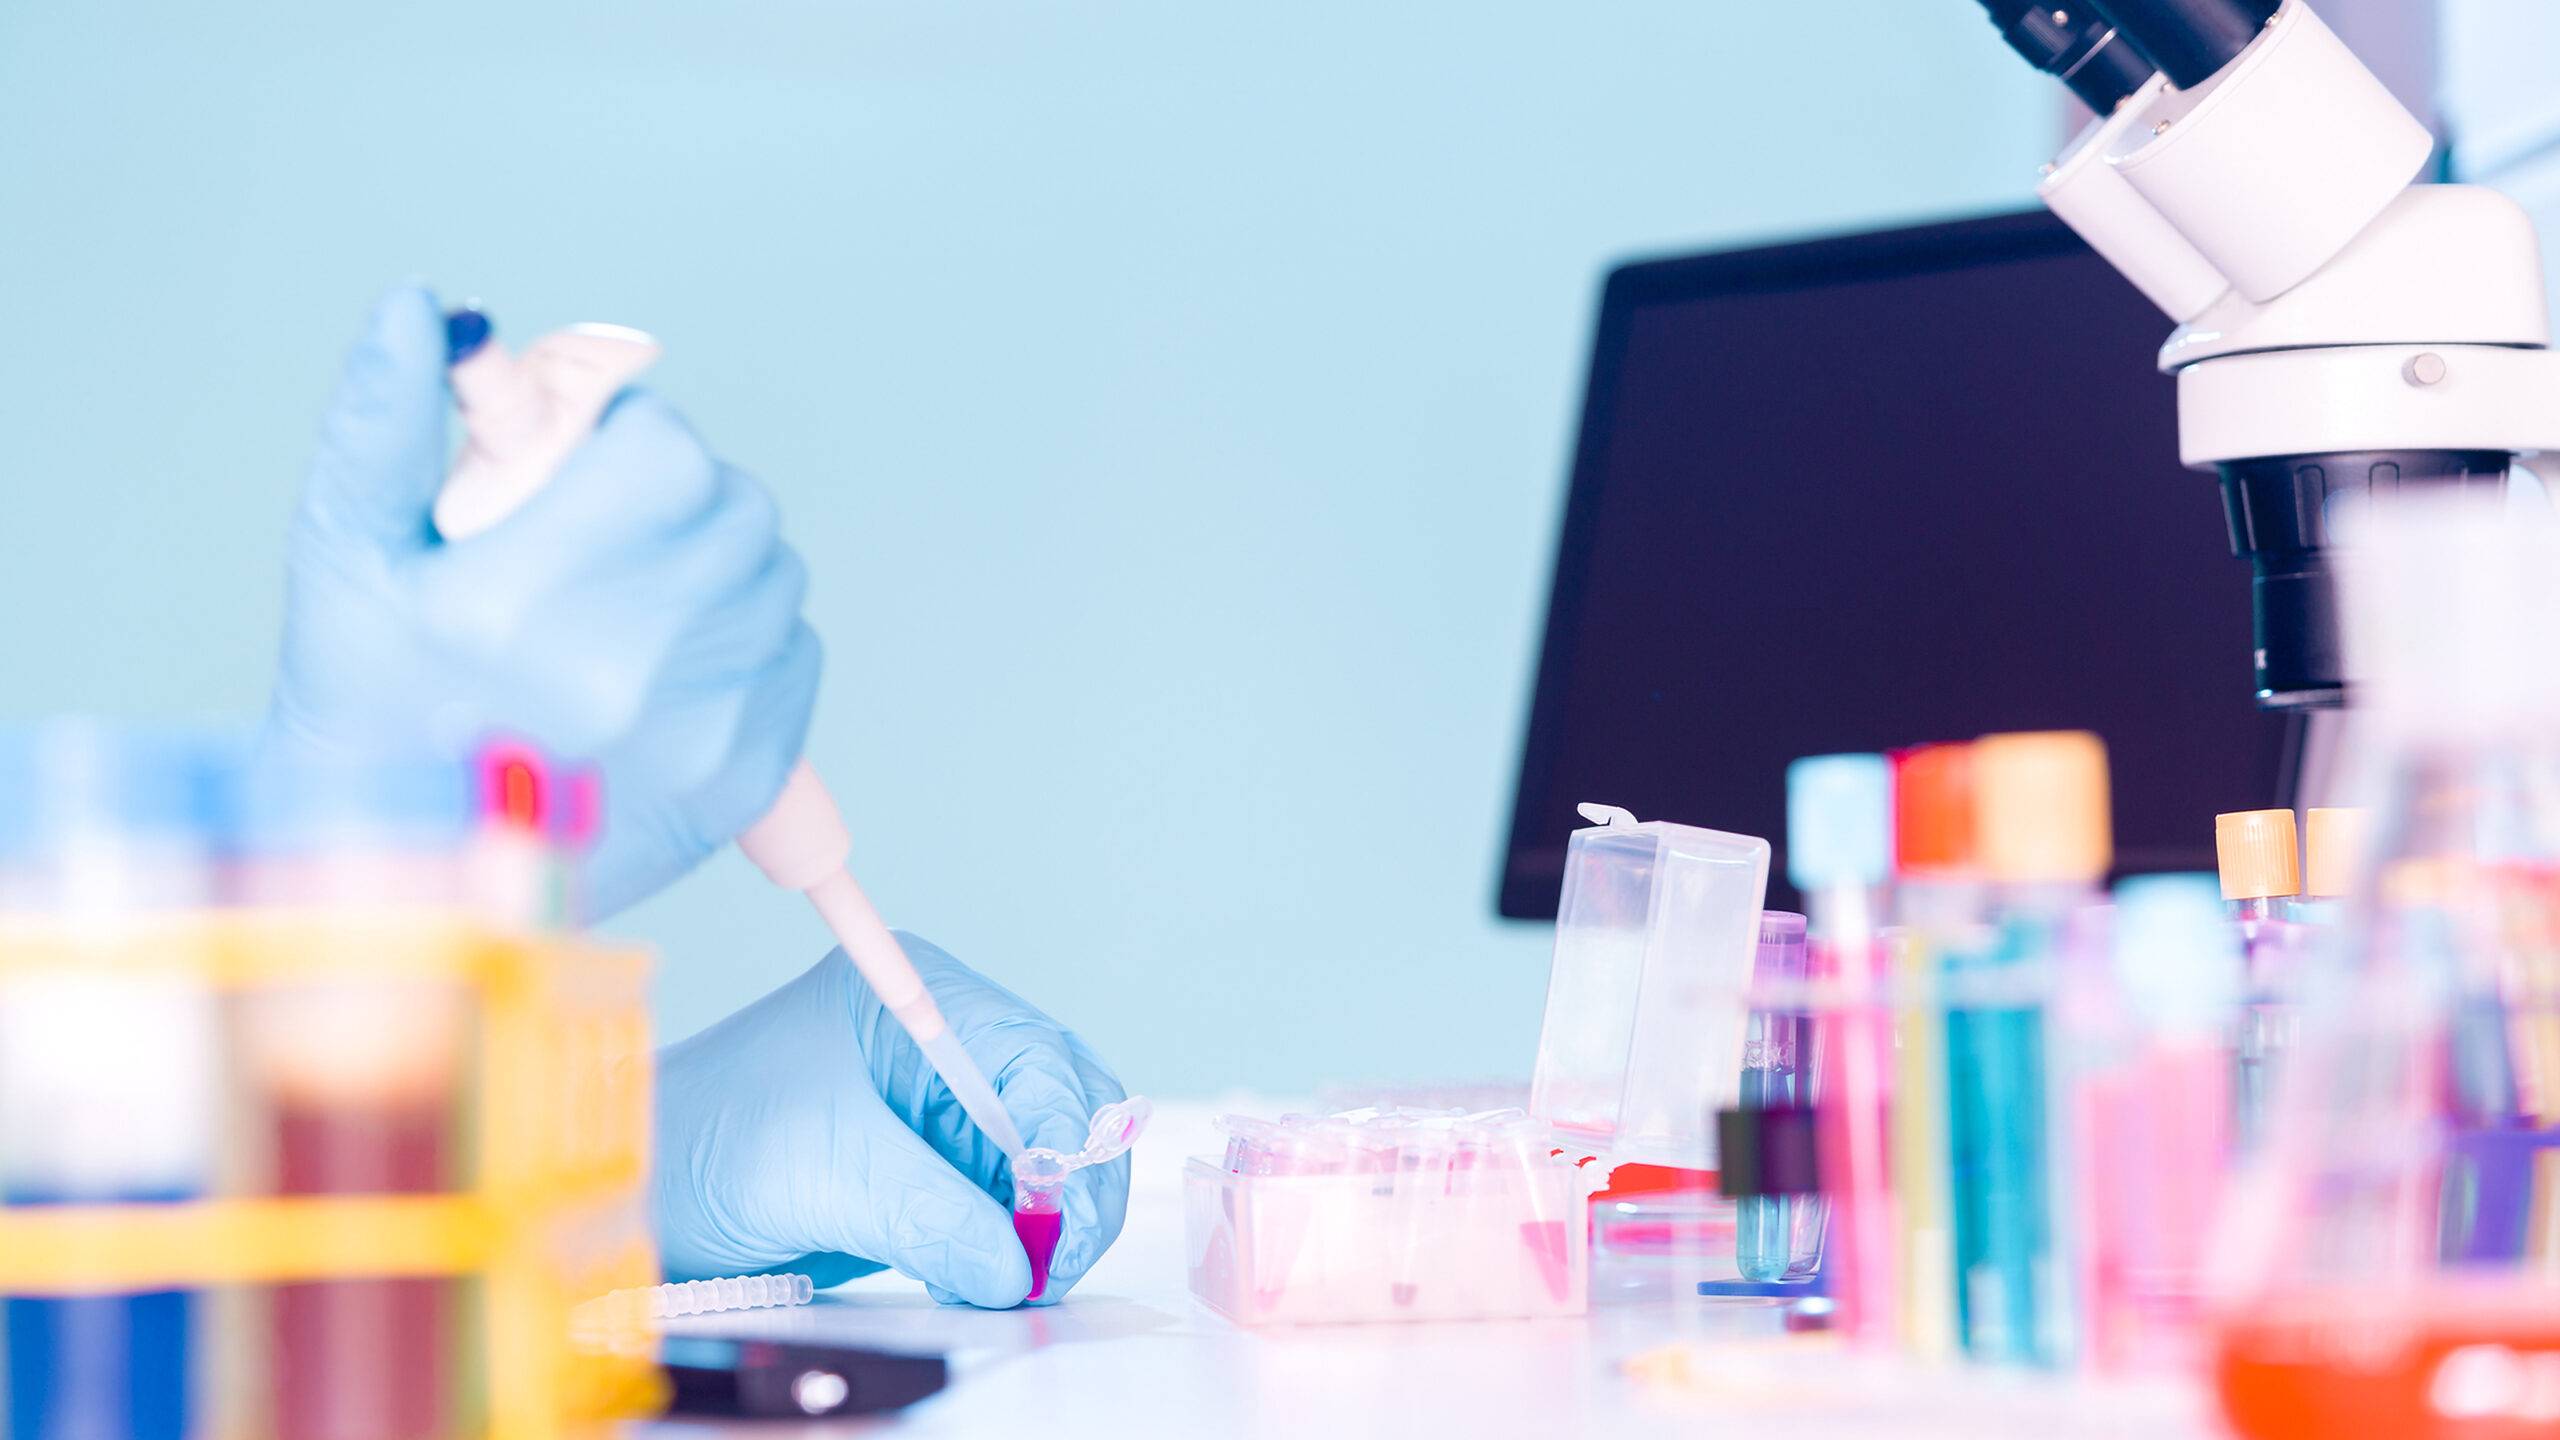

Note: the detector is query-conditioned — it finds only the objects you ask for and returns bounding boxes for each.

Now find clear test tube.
[0,722,228,1440]
[1487,1113,1575,1306]
[1387,1120,1452,1309]
[1735,912,1807,1282]
[2216,809,2303,1151]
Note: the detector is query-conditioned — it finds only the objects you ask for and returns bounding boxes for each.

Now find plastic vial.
[231,753,499,1440]
[1734,911,1809,1282]
[2217,808,2304,1151]
[1947,730,2109,1368]
[0,723,227,1440]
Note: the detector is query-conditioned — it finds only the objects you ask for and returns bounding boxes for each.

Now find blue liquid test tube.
[1735,912,1808,1282]
[0,725,224,1440]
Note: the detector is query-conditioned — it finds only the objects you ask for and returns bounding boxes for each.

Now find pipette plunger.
[435,310,1027,1163]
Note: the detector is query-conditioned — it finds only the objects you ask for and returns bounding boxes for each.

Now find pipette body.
[436,309,1025,1161]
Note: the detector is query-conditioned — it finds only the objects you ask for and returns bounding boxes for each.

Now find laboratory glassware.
[0,723,224,1440]
[1735,911,1810,1283]
[1887,741,1977,1361]
[1948,729,2109,1367]
[1790,752,1897,1348]
[2218,808,2305,1150]
[2214,494,2560,1439]
[2079,873,2241,1374]
[1011,1097,1150,1302]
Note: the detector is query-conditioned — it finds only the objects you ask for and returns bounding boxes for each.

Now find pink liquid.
[274,1106,455,1440]
[1520,1220,1572,1302]
[1015,1208,1064,1303]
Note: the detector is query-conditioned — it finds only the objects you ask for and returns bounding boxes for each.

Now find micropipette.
[434,308,1026,1160]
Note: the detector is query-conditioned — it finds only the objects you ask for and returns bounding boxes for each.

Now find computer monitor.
[1498,208,2295,918]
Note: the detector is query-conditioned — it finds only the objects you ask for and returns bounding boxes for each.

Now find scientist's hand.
[267,285,820,917]
[656,934,1130,1308]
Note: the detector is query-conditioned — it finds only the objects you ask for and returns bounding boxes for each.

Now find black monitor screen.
[1499,209,2294,918]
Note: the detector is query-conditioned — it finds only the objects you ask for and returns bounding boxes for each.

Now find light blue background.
[0,1,2049,1096]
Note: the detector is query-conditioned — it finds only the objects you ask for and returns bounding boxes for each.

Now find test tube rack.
[0,912,663,1440]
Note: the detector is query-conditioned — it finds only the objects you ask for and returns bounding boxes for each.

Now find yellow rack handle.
[0,1195,501,1293]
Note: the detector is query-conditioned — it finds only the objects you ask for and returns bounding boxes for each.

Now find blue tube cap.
[0,721,234,860]
[231,748,476,857]
[2113,873,2243,1031]
[1786,753,1893,890]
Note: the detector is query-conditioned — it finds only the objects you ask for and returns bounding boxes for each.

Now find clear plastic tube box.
[1529,806,1772,1171]
[1184,1110,1588,1324]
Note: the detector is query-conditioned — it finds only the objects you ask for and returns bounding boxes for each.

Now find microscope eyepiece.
[1975,2,2158,114]
[2087,0,2279,90]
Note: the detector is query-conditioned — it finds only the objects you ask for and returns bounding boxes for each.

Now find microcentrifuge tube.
[1011,1098,1151,1304]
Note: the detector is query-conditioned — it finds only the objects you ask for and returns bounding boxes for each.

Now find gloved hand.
[655,933,1130,1307]
[266,285,820,917]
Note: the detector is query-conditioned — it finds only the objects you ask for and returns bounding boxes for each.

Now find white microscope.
[1975,0,2560,709]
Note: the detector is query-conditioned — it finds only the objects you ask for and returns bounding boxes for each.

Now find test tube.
[1735,912,1808,1282]
[1007,1098,1149,1305]
[1951,732,2111,1368]
[2215,808,2302,1150]
[1495,1115,1575,1305]
[1387,1120,1453,1308]
[0,724,226,1440]
[231,753,510,1440]
[1010,1151,1070,1304]
[1789,755,1895,1345]
[2082,875,2242,1373]
[1887,743,1975,1360]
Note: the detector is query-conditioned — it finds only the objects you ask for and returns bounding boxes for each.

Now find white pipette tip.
[431,318,1029,1170]
[739,762,1029,1160]
[922,1027,1028,1158]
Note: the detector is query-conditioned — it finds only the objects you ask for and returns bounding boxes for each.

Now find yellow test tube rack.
[0,912,664,1440]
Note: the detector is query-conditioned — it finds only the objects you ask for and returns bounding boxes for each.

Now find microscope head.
[1980,0,2560,713]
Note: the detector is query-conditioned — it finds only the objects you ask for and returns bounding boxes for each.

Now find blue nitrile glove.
[265,285,820,917]
[655,933,1130,1307]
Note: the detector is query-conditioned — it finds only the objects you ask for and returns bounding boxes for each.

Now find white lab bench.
[651,1102,2227,1439]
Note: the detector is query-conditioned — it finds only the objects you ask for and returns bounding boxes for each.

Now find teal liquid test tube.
[1945,934,2052,1363]
[1946,731,2110,1368]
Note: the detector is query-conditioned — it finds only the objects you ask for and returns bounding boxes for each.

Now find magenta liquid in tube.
[1008,1098,1150,1304]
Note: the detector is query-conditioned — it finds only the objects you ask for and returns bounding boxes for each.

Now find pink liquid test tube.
[1010,1098,1151,1305]
[1011,1155,1070,1303]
